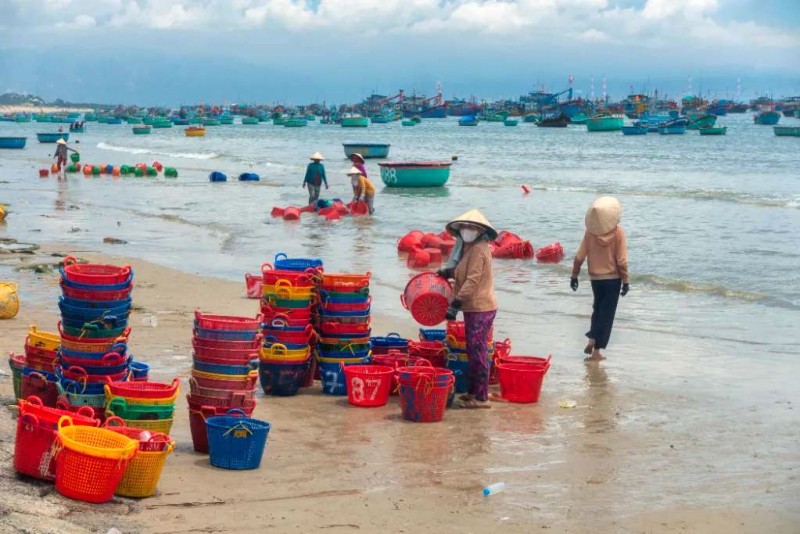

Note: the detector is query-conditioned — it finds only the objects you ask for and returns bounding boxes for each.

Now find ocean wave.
[96,142,218,160]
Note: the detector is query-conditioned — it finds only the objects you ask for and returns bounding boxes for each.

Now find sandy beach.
[0,105,93,114]
[0,244,798,534]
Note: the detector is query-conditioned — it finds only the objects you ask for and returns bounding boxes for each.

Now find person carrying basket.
[347,166,375,214]
[437,209,497,409]
[570,196,630,362]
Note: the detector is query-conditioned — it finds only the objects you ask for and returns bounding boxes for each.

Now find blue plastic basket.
[59,343,127,360]
[61,358,130,376]
[273,253,323,272]
[59,299,131,317]
[258,360,309,396]
[61,296,132,310]
[446,359,470,393]
[419,329,446,342]
[262,340,310,351]
[193,361,251,376]
[370,333,409,349]
[130,361,149,379]
[193,327,259,342]
[318,358,369,395]
[317,307,371,318]
[206,410,271,470]
[60,272,133,291]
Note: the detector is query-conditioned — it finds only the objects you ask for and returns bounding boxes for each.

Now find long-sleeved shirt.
[453,240,497,312]
[304,162,327,187]
[351,174,375,198]
[354,162,368,177]
[571,226,629,283]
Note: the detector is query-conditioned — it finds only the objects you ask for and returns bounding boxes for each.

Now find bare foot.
[460,398,491,409]
[584,339,595,355]
[584,349,606,362]
[458,393,474,402]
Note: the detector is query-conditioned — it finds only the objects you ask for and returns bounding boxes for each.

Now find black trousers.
[587,279,622,349]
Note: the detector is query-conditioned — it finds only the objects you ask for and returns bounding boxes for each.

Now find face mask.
[460,227,480,243]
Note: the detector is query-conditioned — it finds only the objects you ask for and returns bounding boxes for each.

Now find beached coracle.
[378,161,452,187]
[37,132,69,143]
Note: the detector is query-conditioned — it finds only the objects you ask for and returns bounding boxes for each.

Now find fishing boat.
[69,125,85,133]
[401,120,416,126]
[341,114,369,127]
[36,132,69,143]
[570,112,589,125]
[458,115,478,126]
[202,118,221,126]
[621,125,648,135]
[152,120,172,129]
[753,110,781,125]
[306,115,316,121]
[699,126,727,136]
[370,116,392,124]
[658,124,686,135]
[106,118,123,125]
[15,114,30,123]
[537,114,570,128]
[84,113,97,121]
[284,116,308,127]
[773,126,800,137]
[185,126,206,137]
[686,113,717,130]
[272,115,288,126]
[0,137,27,149]
[378,161,452,187]
[190,117,204,125]
[220,117,234,125]
[172,118,190,125]
[586,114,624,132]
[503,119,519,126]
[342,143,391,159]
[132,126,152,135]
[241,117,259,125]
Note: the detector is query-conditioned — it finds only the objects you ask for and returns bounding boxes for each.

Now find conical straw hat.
[57,139,67,145]
[310,152,324,161]
[346,166,362,175]
[446,209,498,240]
[585,196,621,235]
[350,153,365,163]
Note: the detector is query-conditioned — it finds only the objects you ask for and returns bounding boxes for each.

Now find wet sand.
[0,248,798,533]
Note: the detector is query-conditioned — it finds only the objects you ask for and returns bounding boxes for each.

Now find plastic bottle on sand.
[483,482,506,496]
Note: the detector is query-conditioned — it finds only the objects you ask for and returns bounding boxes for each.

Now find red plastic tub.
[62,256,132,285]
[497,362,550,403]
[195,310,263,331]
[342,365,394,407]
[401,272,453,326]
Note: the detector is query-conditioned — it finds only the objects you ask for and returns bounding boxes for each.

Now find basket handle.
[28,371,47,386]
[200,405,218,418]
[225,408,247,418]
[274,252,288,263]
[274,279,293,289]
[57,415,74,431]
[414,358,432,367]
[26,395,44,407]
[66,366,88,380]
[76,405,97,420]
[261,262,274,275]
[387,332,402,339]
[400,294,408,310]
[104,416,126,428]
[101,352,125,366]
[20,412,40,428]
[194,309,204,324]
[63,255,78,267]
[269,343,287,356]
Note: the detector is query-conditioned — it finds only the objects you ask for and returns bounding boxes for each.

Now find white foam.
[96,142,218,160]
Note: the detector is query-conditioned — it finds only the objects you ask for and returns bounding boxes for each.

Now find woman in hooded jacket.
[571,196,630,362]
[437,209,498,409]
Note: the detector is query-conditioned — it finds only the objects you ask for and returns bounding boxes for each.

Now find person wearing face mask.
[571,196,630,362]
[437,209,498,409]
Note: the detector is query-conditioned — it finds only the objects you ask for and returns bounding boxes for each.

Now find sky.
[0,0,798,106]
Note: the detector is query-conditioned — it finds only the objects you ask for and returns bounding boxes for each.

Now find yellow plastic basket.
[116,441,174,498]
[260,343,310,362]
[26,325,61,352]
[104,385,180,406]
[261,284,315,300]
[114,418,174,435]
[190,369,258,382]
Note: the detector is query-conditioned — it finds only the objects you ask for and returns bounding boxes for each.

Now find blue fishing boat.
[342,143,391,159]
[106,118,123,125]
[622,125,648,135]
[753,110,781,125]
[503,119,519,126]
[570,112,588,125]
[378,161,452,187]
[586,114,624,132]
[458,115,478,126]
[36,132,69,143]
[172,118,190,125]
[658,125,686,135]
[0,137,27,149]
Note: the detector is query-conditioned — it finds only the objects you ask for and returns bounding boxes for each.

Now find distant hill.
[0,92,47,106]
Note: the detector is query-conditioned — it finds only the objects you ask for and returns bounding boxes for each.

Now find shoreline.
[0,245,798,533]
[1,105,94,114]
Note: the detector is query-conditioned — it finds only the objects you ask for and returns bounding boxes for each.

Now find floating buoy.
[0,204,5,221]
[407,249,431,268]
[164,167,178,178]
[120,165,131,175]
[98,163,107,174]
[91,166,101,175]
[82,165,92,175]
[270,207,284,218]
[299,205,316,213]
[152,161,163,172]
[50,163,59,174]
[521,184,531,194]
[283,207,300,221]
[112,166,121,177]
[325,210,340,221]
[134,167,144,177]
[209,171,227,182]
[145,167,157,177]
[238,172,260,181]
[105,164,114,174]
[535,242,564,263]
[39,169,50,178]
[66,164,77,173]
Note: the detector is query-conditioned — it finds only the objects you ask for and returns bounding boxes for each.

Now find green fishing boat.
[220,117,234,125]
[570,112,589,125]
[132,126,152,135]
[341,114,369,127]
[284,116,308,127]
[126,117,143,124]
[401,120,416,126]
[190,117,204,125]
[686,113,717,130]
[202,118,221,126]
[306,115,316,121]
[699,126,727,136]
[15,114,30,123]
[272,115,288,126]
[241,117,259,125]
[378,161,452,187]
[152,119,172,129]
[84,113,97,121]
[586,114,624,132]
[773,126,800,137]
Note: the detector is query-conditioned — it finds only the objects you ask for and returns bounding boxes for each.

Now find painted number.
[350,377,381,401]
[381,168,397,185]
[324,371,339,393]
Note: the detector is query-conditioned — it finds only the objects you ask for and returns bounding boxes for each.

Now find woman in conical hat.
[570,196,630,362]
[303,152,328,206]
[437,209,498,409]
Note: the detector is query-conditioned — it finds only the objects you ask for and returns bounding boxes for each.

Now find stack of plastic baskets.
[206,409,271,470]
[317,271,372,395]
[54,416,138,503]
[396,364,455,423]
[14,396,98,481]
[444,320,495,394]
[57,256,134,417]
[260,254,322,392]
[369,332,409,356]
[104,417,175,497]
[7,352,25,400]
[189,311,261,453]
[19,326,61,406]
[104,378,180,435]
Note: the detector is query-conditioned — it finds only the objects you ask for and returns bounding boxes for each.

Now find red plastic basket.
[401,272,453,326]
[260,306,314,324]
[194,310,263,331]
[192,343,258,363]
[535,242,564,263]
[261,263,319,287]
[189,406,253,453]
[342,365,394,407]
[54,418,138,503]
[245,274,262,299]
[61,365,128,383]
[193,351,256,366]
[62,256,132,285]
[192,336,262,350]
[407,341,447,367]
[60,282,133,301]
[320,321,370,336]
[59,352,127,370]
[497,354,551,367]
[14,397,97,480]
[497,362,550,403]
[399,374,454,423]
[58,323,131,347]
[185,389,255,408]
[190,371,258,391]
[21,373,58,407]
[105,377,180,399]
[320,272,371,292]
[189,377,258,400]
[319,296,372,313]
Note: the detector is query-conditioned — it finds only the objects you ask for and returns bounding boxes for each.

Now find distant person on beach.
[303,152,328,206]
[347,166,376,214]
[437,209,498,409]
[53,139,77,176]
[350,153,368,177]
[571,196,629,362]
